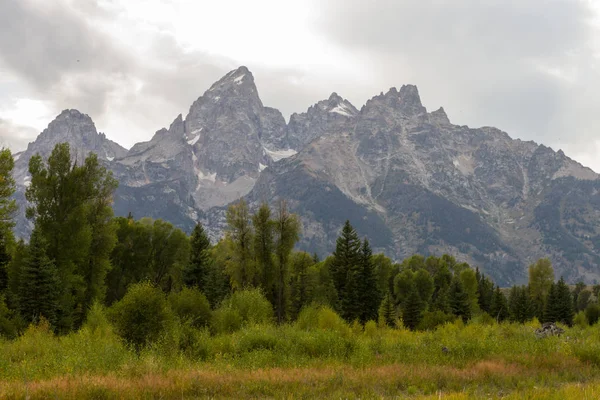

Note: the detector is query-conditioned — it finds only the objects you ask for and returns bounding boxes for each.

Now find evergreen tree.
[358,239,381,323]
[340,265,361,322]
[556,277,574,326]
[543,282,559,323]
[509,285,534,323]
[402,284,424,330]
[476,270,494,314]
[184,222,212,290]
[18,229,59,325]
[273,200,300,323]
[331,220,361,321]
[489,287,509,322]
[0,230,10,294]
[448,277,471,322]
[289,252,315,320]
[252,203,275,303]
[380,293,396,327]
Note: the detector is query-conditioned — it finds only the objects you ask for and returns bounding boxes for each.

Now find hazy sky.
[1,0,599,171]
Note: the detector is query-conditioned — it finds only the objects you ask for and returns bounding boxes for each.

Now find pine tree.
[543,282,559,323]
[0,230,10,294]
[477,271,494,314]
[489,287,509,322]
[402,284,423,330]
[358,239,381,323]
[448,277,471,322]
[509,285,534,323]
[331,220,361,321]
[18,229,60,326]
[185,222,212,290]
[380,293,396,327]
[556,277,574,326]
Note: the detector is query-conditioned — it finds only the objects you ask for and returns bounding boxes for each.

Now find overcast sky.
[1,0,599,171]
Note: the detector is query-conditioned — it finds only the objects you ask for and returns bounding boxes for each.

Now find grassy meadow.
[2,309,600,399]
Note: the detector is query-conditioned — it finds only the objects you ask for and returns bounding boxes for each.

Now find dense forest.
[0,143,599,345]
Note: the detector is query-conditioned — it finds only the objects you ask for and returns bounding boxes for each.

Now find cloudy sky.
[1,0,599,171]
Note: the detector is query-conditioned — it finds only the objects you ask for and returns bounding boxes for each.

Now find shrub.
[211,307,243,334]
[168,287,212,328]
[83,301,113,337]
[364,320,378,337]
[574,311,588,328]
[417,310,455,331]
[585,303,600,325]
[295,304,321,330]
[225,288,273,325]
[0,295,19,339]
[109,282,174,349]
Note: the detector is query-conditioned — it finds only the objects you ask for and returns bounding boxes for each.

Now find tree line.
[0,143,598,338]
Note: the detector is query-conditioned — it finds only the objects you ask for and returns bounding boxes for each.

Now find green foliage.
[573,311,588,328]
[372,253,394,297]
[0,230,11,294]
[109,282,174,349]
[253,203,275,300]
[417,310,455,331]
[211,307,243,334]
[459,268,479,314]
[18,228,60,326]
[25,143,118,331]
[358,239,381,324]
[575,289,592,312]
[184,222,212,290]
[413,268,434,306]
[556,277,575,327]
[289,252,316,320]
[528,258,554,318]
[509,285,534,323]
[273,200,300,323]
[402,285,423,330]
[221,288,274,326]
[489,287,509,322]
[448,277,471,323]
[225,199,255,289]
[585,303,600,325]
[0,148,17,237]
[0,295,18,338]
[168,287,212,328]
[379,293,396,327]
[331,220,361,321]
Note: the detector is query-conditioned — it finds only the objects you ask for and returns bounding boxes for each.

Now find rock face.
[535,323,565,338]
[10,66,600,285]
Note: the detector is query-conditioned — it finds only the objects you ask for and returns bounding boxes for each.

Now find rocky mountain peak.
[429,107,450,125]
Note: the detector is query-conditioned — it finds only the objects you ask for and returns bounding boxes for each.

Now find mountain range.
[7,66,600,286]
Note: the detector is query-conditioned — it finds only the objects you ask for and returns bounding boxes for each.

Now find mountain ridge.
[8,66,600,285]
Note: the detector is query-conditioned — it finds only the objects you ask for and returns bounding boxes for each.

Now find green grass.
[2,317,600,398]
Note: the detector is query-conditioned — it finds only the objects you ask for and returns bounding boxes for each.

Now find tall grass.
[2,309,600,398]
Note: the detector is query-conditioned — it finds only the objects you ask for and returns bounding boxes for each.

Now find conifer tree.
[489,287,509,322]
[358,239,381,323]
[380,293,396,327]
[509,285,534,323]
[331,220,361,321]
[18,229,59,325]
[184,222,212,290]
[476,270,494,314]
[555,277,574,326]
[402,284,424,330]
[448,277,471,322]
[0,231,10,294]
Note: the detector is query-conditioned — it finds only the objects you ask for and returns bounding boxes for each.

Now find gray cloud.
[313,0,600,164]
[0,119,37,151]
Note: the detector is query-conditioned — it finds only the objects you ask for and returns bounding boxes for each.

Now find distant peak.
[328,92,343,102]
[398,85,422,106]
[430,107,450,125]
[56,109,89,120]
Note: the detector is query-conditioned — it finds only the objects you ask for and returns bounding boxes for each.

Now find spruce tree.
[402,284,423,330]
[18,229,59,326]
[489,287,509,322]
[380,293,396,327]
[477,272,494,314]
[331,220,361,321]
[0,230,10,294]
[449,277,471,322]
[0,148,17,237]
[358,239,381,323]
[184,222,212,290]
[556,277,574,326]
[543,282,559,323]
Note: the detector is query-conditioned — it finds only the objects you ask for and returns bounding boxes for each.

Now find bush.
[168,287,212,328]
[295,304,321,330]
[225,288,273,325]
[0,295,19,339]
[574,311,589,328]
[211,307,243,334]
[83,301,113,337]
[417,310,455,331]
[585,303,600,325]
[109,282,174,349]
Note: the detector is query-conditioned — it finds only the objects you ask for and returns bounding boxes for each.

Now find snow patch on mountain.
[264,147,297,162]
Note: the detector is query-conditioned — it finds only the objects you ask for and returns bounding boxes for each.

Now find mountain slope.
[9,67,600,285]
